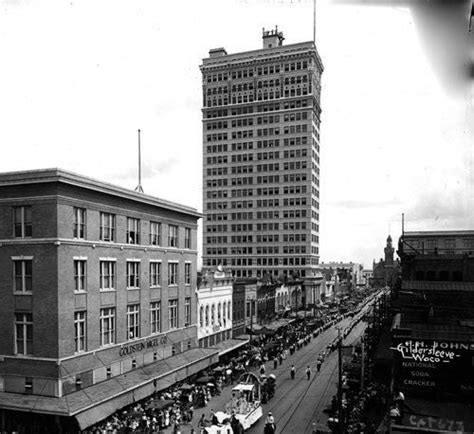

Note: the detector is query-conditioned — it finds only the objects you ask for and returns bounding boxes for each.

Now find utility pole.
[337,326,344,434]
[360,337,365,392]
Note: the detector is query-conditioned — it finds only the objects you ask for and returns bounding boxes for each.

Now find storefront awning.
[0,347,219,430]
[212,337,249,356]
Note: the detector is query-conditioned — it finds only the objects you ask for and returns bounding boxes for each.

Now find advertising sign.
[391,339,474,397]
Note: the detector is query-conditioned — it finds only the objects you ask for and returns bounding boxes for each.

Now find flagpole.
[313,0,316,43]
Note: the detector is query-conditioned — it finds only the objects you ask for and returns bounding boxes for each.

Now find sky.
[0,0,472,269]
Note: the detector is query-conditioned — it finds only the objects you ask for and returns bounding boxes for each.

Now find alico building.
[201,27,324,279]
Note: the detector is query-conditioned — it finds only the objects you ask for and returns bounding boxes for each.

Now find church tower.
[384,235,394,266]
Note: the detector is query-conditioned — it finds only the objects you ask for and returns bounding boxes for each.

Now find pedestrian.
[306,365,311,380]
[211,409,219,426]
[316,358,322,372]
[198,414,206,430]
[264,411,276,434]
[278,353,283,365]
[260,363,266,376]
[273,357,278,369]
[290,364,296,380]
[188,405,194,423]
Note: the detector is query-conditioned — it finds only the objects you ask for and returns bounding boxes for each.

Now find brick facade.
[0,169,202,401]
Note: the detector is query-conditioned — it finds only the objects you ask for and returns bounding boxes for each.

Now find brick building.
[0,169,218,431]
[201,27,324,279]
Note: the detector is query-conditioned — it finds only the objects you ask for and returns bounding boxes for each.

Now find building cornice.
[0,168,202,219]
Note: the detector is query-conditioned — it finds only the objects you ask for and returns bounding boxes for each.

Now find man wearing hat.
[264,412,276,434]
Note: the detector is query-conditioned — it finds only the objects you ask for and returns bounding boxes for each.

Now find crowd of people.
[82,292,377,434]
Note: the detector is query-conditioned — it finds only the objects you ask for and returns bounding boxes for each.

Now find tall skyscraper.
[201,28,323,279]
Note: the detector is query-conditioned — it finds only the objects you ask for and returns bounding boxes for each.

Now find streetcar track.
[257,319,352,433]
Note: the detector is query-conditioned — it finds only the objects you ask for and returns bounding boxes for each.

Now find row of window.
[14,300,192,356]
[205,137,311,155]
[203,99,312,120]
[13,206,192,249]
[205,159,309,176]
[12,259,192,293]
[205,88,311,107]
[198,301,232,328]
[204,61,310,84]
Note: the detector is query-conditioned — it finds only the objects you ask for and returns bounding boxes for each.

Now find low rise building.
[197,267,233,348]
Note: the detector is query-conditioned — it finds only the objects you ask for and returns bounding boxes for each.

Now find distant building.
[201,27,324,279]
[0,169,217,431]
[372,235,399,287]
[318,261,364,294]
[362,269,373,287]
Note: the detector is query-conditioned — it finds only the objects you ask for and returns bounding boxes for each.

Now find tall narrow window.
[127,218,140,244]
[199,305,204,327]
[73,207,86,239]
[168,225,178,247]
[185,297,191,327]
[74,311,86,353]
[127,261,140,288]
[211,304,215,326]
[100,308,115,346]
[100,212,116,242]
[205,305,210,326]
[150,261,161,287]
[168,262,178,285]
[169,299,178,329]
[13,260,32,293]
[13,206,32,238]
[100,261,116,290]
[15,313,33,355]
[185,263,191,285]
[126,305,140,339]
[150,222,161,246]
[74,260,87,292]
[184,228,191,249]
[150,301,161,334]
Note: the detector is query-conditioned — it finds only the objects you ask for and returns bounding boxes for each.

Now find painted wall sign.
[407,415,464,432]
[119,335,168,357]
[392,340,462,364]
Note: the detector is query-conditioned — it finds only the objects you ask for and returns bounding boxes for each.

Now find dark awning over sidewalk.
[0,347,219,430]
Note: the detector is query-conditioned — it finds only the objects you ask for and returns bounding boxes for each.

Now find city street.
[161,309,369,434]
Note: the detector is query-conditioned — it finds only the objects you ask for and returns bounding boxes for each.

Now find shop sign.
[119,335,168,357]
[392,340,462,364]
[407,415,464,432]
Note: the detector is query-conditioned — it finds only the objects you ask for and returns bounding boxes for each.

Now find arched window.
[228,301,231,319]
[211,304,215,325]
[200,306,204,327]
[218,303,221,325]
[223,302,226,326]
[205,305,209,326]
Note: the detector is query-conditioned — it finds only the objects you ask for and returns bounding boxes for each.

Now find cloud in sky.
[0,0,471,269]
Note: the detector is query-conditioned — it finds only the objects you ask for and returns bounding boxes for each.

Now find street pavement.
[161,313,368,434]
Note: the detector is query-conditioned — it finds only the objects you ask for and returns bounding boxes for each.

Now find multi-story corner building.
[387,229,474,431]
[398,230,474,282]
[0,169,218,431]
[201,27,324,279]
